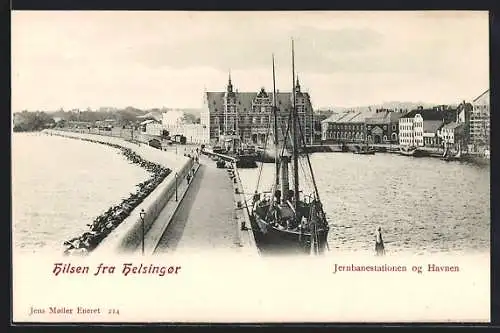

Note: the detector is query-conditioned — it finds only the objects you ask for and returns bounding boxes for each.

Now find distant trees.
[13,111,55,132]
[13,107,202,131]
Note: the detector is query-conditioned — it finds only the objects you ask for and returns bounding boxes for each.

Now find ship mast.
[291,39,299,213]
[272,54,279,187]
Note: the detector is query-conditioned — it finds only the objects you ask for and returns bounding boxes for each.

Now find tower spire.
[227,70,233,93]
[295,74,301,92]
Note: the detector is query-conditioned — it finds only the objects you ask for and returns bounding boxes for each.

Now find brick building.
[201,75,314,146]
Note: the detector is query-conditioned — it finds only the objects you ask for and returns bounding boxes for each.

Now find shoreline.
[43,130,174,255]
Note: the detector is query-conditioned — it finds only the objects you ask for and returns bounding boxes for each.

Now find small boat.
[399,146,428,157]
[353,144,375,155]
[234,152,258,168]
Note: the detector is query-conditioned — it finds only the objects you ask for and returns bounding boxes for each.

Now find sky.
[12,11,489,111]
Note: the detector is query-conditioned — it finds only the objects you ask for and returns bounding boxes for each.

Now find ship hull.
[235,155,258,168]
[399,148,428,157]
[250,215,329,255]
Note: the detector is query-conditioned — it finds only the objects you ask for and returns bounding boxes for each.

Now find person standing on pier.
[375,227,385,256]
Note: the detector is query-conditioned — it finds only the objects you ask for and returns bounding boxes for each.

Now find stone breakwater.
[43,131,171,255]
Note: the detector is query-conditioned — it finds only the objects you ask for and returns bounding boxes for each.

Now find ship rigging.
[249,39,330,255]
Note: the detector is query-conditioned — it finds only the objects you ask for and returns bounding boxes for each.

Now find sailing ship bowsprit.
[249,40,330,255]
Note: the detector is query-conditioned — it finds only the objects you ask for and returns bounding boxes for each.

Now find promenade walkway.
[154,154,242,254]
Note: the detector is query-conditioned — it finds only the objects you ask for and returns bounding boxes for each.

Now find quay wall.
[43,130,196,254]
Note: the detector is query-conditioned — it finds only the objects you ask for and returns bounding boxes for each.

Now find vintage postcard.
[11,10,490,323]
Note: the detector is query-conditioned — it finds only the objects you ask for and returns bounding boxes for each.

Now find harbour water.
[12,133,149,253]
[238,153,490,255]
[12,133,490,256]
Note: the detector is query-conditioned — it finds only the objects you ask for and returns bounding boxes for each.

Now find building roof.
[321,111,353,123]
[423,120,443,133]
[401,109,446,121]
[389,112,405,122]
[366,111,390,124]
[137,111,163,122]
[346,111,373,123]
[140,119,160,125]
[441,122,463,130]
[322,110,376,124]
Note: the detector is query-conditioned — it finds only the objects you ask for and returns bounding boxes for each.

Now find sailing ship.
[249,40,330,255]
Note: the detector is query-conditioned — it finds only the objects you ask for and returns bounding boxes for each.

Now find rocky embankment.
[45,132,172,255]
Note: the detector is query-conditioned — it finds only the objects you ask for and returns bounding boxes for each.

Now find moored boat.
[249,41,330,255]
[399,146,428,157]
[353,143,375,155]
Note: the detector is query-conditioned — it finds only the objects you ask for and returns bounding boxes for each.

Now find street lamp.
[175,172,178,201]
[139,209,146,256]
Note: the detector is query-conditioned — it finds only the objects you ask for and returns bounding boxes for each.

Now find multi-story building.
[321,110,372,143]
[470,89,490,149]
[399,106,456,147]
[365,110,404,144]
[201,75,314,146]
[437,122,464,145]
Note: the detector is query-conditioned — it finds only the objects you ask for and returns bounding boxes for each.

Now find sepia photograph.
[11,10,490,323]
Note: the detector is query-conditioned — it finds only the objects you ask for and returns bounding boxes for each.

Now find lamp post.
[139,209,146,256]
[175,172,178,201]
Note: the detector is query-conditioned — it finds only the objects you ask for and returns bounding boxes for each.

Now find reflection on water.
[238,153,490,255]
[12,133,149,253]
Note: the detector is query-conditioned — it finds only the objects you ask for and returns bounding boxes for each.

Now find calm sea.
[238,153,490,255]
[12,132,490,255]
[12,132,149,253]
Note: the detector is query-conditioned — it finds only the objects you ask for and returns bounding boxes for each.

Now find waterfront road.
[154,154,241,254]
